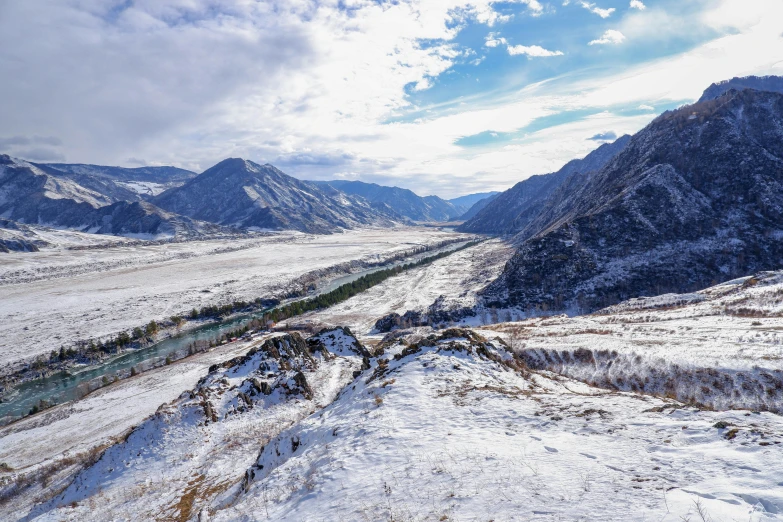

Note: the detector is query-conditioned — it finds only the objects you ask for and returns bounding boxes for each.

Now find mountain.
[483,87,783,312]
[37,163,197,199]
[0,155,222,240]
[448,191,499,210]
[458,193,499,220]
[315,179,463,222]
[154,159,401,233]
[0,155,112,224]
[698,75,783,102]
[458,135,631,235]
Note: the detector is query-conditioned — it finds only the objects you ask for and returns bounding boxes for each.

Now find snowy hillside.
[154,159,402,233]
[457,135,630,235]
[7,326,781,521]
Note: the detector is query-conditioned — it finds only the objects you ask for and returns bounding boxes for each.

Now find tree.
[170,316,185,330]
[145,321,159,336]
[116,331,131,347]
[132,327,144,339]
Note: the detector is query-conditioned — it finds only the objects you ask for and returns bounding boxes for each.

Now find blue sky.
[1,0,782,197]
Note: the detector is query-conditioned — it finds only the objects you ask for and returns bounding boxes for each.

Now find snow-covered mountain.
[458,135,630,235]
[155,159,402,233]
[0,155,224,239]
[484,86,783,312]
[35,163,196,200]
[314,179,464,222]
[698,74,783,102]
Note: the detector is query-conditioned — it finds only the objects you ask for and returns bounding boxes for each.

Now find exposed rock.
[485,88,783,312]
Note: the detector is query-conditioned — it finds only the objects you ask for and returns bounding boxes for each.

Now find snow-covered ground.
[0,223,136,250]
[477,272,783,413]
[3,246,783,520]
[302,238,512,335]
[0,227,467,371]
[13,329,782,521]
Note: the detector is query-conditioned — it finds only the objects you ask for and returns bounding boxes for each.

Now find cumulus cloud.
[588,131,617,141]
[485,33,508,47]
[580,1,616,18]
[630,0,646,9]
[589,30,627,45]
[507,45,564,57]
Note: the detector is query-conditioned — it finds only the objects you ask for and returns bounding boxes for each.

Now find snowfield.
[302,238,513,335]
[0,227,468,371]
[8,329,782,521]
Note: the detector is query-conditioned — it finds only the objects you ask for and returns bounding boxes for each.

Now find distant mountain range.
[313,180,466,222]
[698,75,783,102]
[0,156,226,240]
[478,80,783,313]
[153,159,401,234]
[0,151,499,249]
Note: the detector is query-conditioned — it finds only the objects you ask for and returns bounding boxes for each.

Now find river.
[0,240,472,424]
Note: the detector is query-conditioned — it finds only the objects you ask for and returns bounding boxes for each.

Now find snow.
[114,181,169,196]
[15,330,363,521]
[0,227,468,371]
[302,238,512,335]
[4,241,783,520]
[209,332,783,521]
[3,303,782,520]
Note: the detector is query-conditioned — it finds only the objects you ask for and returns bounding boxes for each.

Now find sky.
[1,0,782,198]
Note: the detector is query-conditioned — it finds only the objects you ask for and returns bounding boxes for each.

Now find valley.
[2,73,783,521]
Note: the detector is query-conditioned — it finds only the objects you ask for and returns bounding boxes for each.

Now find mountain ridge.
[154,159,401,233]
[484,88,783,312]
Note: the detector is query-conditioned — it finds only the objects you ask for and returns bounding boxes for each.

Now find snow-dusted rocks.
[211,329,783,521]
[20,329,365,521]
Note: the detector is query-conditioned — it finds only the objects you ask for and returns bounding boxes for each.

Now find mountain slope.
[155,159,399,233]
[37,163,197,200]
[458,192,499,220]
[458,135,630,235]
[0,155,223,240]
[698,74,783,102]
[448,190,499,210]
[23,328,783,521]
[484,88,783,312]
[317,179,463,221]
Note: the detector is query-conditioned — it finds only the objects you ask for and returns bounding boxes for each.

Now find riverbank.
[0,227,471,374]
[0,236,481,425]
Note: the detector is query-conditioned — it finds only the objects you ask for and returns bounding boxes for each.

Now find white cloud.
[638,104,655,111]
[484,33,508,47]
[1,0,783,197]
[507,45,564,57]
[629,0,646,9]
[589,30,627,45]
[580,1,616,18]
